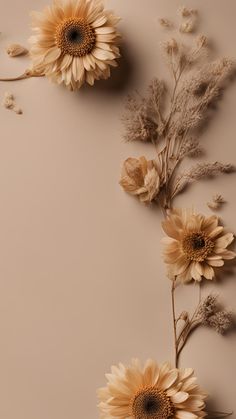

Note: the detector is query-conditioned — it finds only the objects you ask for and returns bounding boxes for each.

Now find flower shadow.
[205,398,233,418]
[78,40,136,98]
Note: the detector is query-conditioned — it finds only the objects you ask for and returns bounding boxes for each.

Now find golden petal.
[60,54,73,70]
[171,391,189,404]
[208,226,224,239]
[91,14,107,28]
[176,410,198,419]
[162,219,182,240]
[207,259,224,267]
[201,215,218,233]
[92,47,116,60]
[220,250,236,259]
[95,26,116,34]
[143,359,159,386]
[43,46,61,64]
[96,33,118,43]
[191,263,202,282]
[215,233,234,249]
[172,257,190,275]
[202,263,214,280]
[158,369,178,390]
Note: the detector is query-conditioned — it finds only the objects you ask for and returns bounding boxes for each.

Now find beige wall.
[0,0,235,418]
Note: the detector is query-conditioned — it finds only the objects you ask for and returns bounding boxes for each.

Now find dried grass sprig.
[122,79,165,143]
[171,162,235,199]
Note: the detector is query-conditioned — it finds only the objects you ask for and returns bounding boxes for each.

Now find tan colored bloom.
[120,156,161,203]
[6,44,28,57]
[30,0,121,90]
[162,208,236,283]
[98,359,207,419]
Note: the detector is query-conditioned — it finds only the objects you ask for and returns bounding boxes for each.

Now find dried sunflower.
[162,208,236,282]
[30,0,121,90]
[98,359,207,419]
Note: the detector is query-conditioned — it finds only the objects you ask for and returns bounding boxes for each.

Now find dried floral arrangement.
[0,0,121,91]
[97,7,236,419]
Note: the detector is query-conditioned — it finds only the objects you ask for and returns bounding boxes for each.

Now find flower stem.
[171,278,178,368]
[0,69,45,82]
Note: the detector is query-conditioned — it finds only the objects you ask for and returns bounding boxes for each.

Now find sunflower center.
[182,232,214,262]
[55,18,96,57]
[131,387,174,419]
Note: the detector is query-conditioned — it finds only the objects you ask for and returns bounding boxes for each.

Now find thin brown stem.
[171,278,178,367]
[0,70,45,82]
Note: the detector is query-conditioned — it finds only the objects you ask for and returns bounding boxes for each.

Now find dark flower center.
[131,387,174,419]
[144,395,161,414]
[55,18,96,57]
[182,232,214,262]
[192,235,205,250]
[67,27,84,44]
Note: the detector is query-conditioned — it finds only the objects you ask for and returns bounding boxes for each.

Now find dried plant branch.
[121,25,235,211]
[171,162,235,199]
[120,11,236,405]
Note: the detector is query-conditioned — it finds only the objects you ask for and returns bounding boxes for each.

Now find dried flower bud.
[2,92,15,110]
[179,7,198,17]
[179,20,195,33]
[2,92,23,115]
[4,92,14,101]
[164,38,178,55]
[120,156,161,203]
[179,311,189,322]
[159,18,173,28]
[3,98,14,109]
[13,106,23,115]
[196,35,208,49]
[207,194,225,211]
[6,43,28,57]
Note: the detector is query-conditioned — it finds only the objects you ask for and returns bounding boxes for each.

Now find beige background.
[0,0,235,418]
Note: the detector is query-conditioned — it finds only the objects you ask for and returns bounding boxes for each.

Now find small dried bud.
[6,43,28,57]
[4,92,14,101]
[2,92,14,109]
[13,106,23,115]
[179,20,195,33]
[207,194,225,211]
[178,7,198,17]
[179,311,189,322]
[197,35,207,48]
[159,18,173,29]
[3,98,14,109]
[164,38,178,55]
[2,92,23,115]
